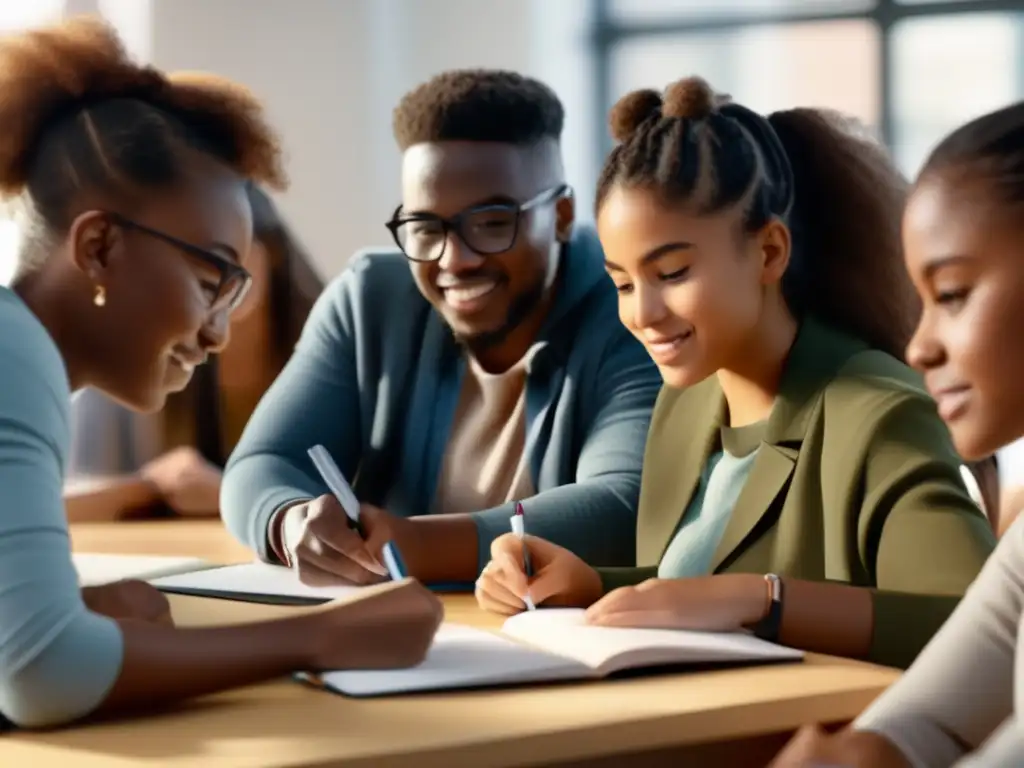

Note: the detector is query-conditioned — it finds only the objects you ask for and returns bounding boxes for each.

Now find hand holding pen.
[278,446,409,586]
[510,503,536,610]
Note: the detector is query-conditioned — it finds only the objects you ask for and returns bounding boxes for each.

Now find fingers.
[583,586,634,623]
[293,495,388,584]
[475,560,527,615]
[295,536,387,586]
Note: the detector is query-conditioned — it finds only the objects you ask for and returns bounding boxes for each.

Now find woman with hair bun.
[474,76,995,669]
[0,17,440,728]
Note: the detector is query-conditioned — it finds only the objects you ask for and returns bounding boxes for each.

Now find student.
[474,76,996,670]
[65,184,324,520]
[0,18,440,729]
[220,70,662,586]
[769,102,1024,768]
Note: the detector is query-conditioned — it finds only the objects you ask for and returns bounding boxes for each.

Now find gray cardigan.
[221,228,662,571]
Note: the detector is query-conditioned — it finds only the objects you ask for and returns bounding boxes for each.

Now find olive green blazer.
[600,319,996,669]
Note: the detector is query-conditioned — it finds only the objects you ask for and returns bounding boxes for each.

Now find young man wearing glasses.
[221,70,661,587]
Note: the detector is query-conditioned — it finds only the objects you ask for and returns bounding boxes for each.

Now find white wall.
[84,0,595,279]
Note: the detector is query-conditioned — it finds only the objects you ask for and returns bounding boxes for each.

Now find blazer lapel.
[710,444,797,571]
[709,318,865,571]
[638,380,725,565]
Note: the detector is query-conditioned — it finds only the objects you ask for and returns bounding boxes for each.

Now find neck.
[716,304,799,428]
[12,271,90,391]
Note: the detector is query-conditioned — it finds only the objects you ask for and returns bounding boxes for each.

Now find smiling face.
[597,185,787,388]
[398,140,571,356]
[904,173,1024,460]
[73,171,253,412]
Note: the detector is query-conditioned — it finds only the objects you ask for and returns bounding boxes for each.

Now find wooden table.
[0,521,901,767]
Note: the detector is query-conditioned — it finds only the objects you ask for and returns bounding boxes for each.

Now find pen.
[510,502,535,611]
[307,445,406,582]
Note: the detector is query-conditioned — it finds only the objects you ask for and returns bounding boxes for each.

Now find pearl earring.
[93,285,106,307]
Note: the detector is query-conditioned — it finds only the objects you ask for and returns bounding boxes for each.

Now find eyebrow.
[402,195,518,218]
[923,254,972,278]
[605,241,693,272]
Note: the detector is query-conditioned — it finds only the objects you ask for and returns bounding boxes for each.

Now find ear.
[757,218,791,285]
[67,210,121,281]
[554,188,576,243]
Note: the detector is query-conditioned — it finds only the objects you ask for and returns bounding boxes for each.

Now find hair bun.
[662,76,717,121]
[608,89,662,143]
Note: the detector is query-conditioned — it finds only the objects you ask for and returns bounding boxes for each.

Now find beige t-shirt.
[432,354,536,516]
[855,515,1024,767]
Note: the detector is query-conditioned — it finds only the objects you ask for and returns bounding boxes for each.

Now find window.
[610,20,880,129]
[594,0,1024,178]
[0,0,63,286]
[891,11,1024,173]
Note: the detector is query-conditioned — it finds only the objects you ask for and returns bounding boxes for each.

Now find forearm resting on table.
[64,475,162,522]
[403,514,479,583]
[777,578,875,661]
[97,610,326,717]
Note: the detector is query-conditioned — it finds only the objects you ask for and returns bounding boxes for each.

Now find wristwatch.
[751,573,784,642]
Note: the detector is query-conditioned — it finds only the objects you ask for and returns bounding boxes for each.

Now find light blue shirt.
[0,286,123,727]
[657,421,764,579]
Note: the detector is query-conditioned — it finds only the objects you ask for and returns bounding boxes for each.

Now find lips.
[168,348,206,376]
[438,279,500,314]
[644,331,693,364]
[932,386,971,422]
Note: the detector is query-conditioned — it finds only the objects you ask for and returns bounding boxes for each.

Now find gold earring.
[93,284,106,307]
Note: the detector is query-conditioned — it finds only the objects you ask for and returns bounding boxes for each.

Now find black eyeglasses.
[108,212,252,312]
[385,184,570,263]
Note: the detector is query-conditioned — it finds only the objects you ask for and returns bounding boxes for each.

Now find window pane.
[608,0,875,22]
[892,12,1023,175]
[609,21,880,130]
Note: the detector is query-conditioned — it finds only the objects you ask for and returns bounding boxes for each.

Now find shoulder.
[0,289,70,456]
[304,248,427,337]
[822,347,935,428]
[0,289,68,402]
[816,348,961,470]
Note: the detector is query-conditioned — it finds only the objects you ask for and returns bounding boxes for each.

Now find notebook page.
[501,608,803,675]
[315,622,590,697]
[74,553,212,587]
[151,561,361,603]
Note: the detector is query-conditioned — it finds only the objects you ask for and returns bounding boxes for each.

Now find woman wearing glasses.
[65,184,324,520]
[0,17,440,728]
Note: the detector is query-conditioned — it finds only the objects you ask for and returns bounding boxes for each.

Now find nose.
[199,306,231,354]
[631,282,670,330]
[437,231,486,274]
[905,310,944,372]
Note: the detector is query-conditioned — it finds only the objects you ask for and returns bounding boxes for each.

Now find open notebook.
[151,561,361,604]
[74,553,213,587]
[150,561,472,602]
[307,608,804,697]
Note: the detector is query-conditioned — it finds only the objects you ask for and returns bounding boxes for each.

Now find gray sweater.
[221,228,662,571]
[0,287,123,727]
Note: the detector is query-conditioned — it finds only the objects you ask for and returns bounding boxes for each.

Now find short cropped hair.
[392,69,564,150]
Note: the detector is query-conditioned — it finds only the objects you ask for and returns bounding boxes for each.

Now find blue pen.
[307,444,407,582]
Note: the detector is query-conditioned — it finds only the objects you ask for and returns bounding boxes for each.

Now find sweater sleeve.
[221,270,362,561]
[854,516,1023,766]
[0,296,123,727]
[470,325,660,571]
[852,392,996,668]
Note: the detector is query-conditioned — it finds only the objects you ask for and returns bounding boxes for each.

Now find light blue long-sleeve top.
[0,286,123,727]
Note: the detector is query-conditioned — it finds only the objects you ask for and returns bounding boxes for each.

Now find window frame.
[590,0,1024,170]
